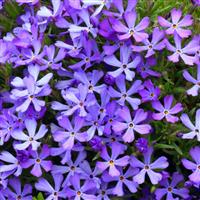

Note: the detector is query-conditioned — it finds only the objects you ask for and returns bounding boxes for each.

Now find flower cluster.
[0,0,199,199]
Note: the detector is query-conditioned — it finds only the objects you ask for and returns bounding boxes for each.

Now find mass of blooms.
[0,0,199,199]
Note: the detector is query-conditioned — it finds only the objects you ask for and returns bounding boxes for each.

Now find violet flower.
[53,116,88,150]
[10,65,52,112]
[139,79,160,102]
[152,95,183,123]
[180,109,200,141]
[35,174,67,199]
[104,45,141,81]
[183,64,200,96]
[82,0,112,17]
[112,107,151,143]
[12,119,47,151]
[52,151,86,186]
[37,0,63,21]
[0,151,22,176]
[130,147,169,185]
[74,70,106,94]
[4,178,32,200]
[61,84,96,117]
[165,34,199,65]
[155,172,189,200]
[112,11,149,42]
[108,74,143,110]
[66,174,96,200]
[21,145,52,177]
[132,27,165,58]
[182,146,200,184]
[102,167,139,196]
[158,8,193,38]
[96,143,129,177]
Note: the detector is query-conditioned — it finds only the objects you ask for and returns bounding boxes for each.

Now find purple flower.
[53,116,88,150]
[103,74,115,85]
[35,174,67,199]
[0,151,22,176]
[191,0,200,6]
[132,27,165,57]
[12,119,47,150]
[130,147,169,184]
[180,109,200,141]
[43,45,66,70]
[4,178,32,200]
[74,70,106,94]
[152,95,183,123]
[108,74,143,109]
[0,110,18,145]
[139,79,160,102]
[102,167,138,196]
[158,8,193,38]
[112,11,149,42]
[79,160,101,189]
[68,9,98,38]
[66,174,96,200]
[155,172,189,200]
[183,64,200,96]
[37,0,63,20]
[69,39,101,70]
[16,0,38,5]
[112,107,151,143]
[104,0,137,18]
[82,0,112,17]
[182,146,200,184]
[135,138,149,153]
[10,65,52,112]
[85,106,105,140]
[165,34,199,65]
[52,151,86,186]
[60,84,96,117]
[104,45,141,81]
[21,145,52,177]
[96,143,129,177]
[137,57,161,79]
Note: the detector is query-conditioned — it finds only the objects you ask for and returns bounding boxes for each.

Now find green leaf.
[37,193,44,200]
[154,143,175,149]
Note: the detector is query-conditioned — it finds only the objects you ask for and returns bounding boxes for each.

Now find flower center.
[29,95,34,100]
[71,166,76,171]
[150,93,154,97]
[85,57,90,62]
[111,137,116,142]
[36,158,41,163]
[129,29,134,35]
[77,191,81,196]
[129,122,134,128]
[148,45,153,49]
[195,129,199,133]
[71,132,75,136]
[164,110,169,115]
[176,49,182,54]
[94,121,98,126]
[101,190,106,195]
[122,93,127,98]
[168,186,173,192]
[120,176,124,181]
[172,24,177,29]
[29,137,33,141]
[109,160,114,166]
[100,108,104,113]
[88,85,93,91]
[17,195,22,200]
[144,165,150,170]
[122,64,127,69]
[54,192,58,196]
[198,165,200,170]
[79,102,84,107]
[109,118,113,123]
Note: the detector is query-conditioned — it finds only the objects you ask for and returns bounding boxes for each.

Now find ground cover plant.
[0,0,200,199]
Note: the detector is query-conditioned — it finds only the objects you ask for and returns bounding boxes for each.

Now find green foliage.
[33,192,45,200]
